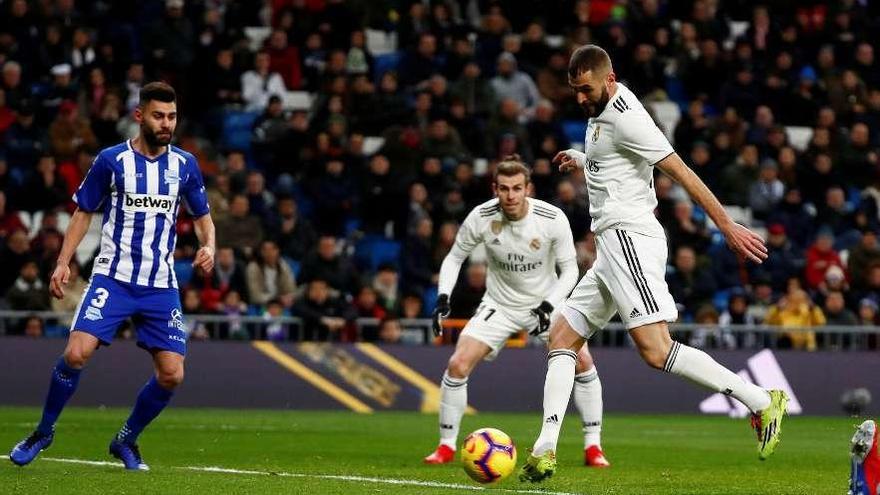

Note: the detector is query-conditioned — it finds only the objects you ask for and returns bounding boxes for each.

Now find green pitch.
[0,406,857,494]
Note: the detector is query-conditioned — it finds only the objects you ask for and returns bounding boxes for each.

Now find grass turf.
[0,406,859,494]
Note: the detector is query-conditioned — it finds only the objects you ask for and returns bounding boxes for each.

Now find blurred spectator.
[372,264,400,313]
[804,228,846,291]
[450,61,495,118]
[241,51,287,112]
[449,262,486,318]
[848,231,880,291]
[354,285,387,341]
[292,278,355,341]
[526,101,567,161]
[219,290,248,340]
[403,217,436,295]
[823,290,858,326]
[667,246,717,319]
[400,32,442,87]
[310,159,356,236]
[246,240,296,309]
[298,235,359,297]
[145,0,195,82]
[422,117,467,163]
[360,153,403,235]
[244,170,275,221]
[857,297,878,326]
[719,144,760,207]
[1,61,27,111]
[748,161,785,221]
[667,200,711,254]
[754,224,803,292]
[21,154,69,213]
[765,288,825,351]
[48,100,97,162]
[262,299,288,341]
[378,317,403,344]
[0,229,32,291]
[0,191,26,239]
[490,52,540,120]
[205,48,243,109]
[689,304,735,350]
[271,196,316,262]
[6,260,50,311]
[181,287,210,341]
[6,105,46,171]
[265,29,302,90]
[215,193,264,257]
[22,315,44,338]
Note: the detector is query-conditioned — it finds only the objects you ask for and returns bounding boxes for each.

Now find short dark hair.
[568,44,612,79]
[139,81,176,106]
[494,154,531,184]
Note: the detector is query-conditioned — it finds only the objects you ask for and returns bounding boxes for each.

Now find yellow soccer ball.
[461,427,517,483]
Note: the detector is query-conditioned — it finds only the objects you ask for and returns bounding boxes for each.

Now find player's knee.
[157,368,184,389]
[63,347,90,369]
[447,355,474,379]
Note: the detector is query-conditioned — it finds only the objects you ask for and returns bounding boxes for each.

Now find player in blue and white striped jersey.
[9,82,216,471]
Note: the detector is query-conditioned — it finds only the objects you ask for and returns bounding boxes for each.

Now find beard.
[142,124,172,147]
[581,86,610,118]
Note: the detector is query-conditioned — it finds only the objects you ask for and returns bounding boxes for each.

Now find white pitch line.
[1,455,582,495]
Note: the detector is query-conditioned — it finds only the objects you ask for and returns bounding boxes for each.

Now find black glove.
[529,300,554,336]
[432,294,451,336]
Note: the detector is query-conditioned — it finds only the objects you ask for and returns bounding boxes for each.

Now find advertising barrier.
[1,338,877,416]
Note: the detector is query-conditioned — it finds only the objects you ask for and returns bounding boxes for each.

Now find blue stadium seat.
[422,286,438,313]
[44,324,68,338]
[221,111,259,152]
[354,235,401,271]
[174,260,195,286]
[562,120,586,146]
[283,256,301,280]
[373,51,403,83]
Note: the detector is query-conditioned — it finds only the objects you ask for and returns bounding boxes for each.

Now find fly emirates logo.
[123,193,176,214]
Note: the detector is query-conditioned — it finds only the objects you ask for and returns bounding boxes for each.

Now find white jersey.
[581,83,673,238]
[443,198,577,311]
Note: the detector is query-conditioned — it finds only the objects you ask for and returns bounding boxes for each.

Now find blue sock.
[36,357,83,435]
[117,377,174,444]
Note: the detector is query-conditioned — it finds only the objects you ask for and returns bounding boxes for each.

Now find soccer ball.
[461,427,517,483]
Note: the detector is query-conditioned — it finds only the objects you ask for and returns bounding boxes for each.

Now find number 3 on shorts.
[90,288,110,308]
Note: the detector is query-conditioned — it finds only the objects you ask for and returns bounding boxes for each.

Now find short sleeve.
[181,155,210,218]
[616,111,674,166]
[551,213,577,262]
[73,153,113,212]
[455,208,484,254]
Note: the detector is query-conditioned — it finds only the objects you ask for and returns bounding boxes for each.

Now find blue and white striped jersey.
[74,140,210,289]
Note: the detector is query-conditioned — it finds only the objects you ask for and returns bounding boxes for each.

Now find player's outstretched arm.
[51,208,94,299]
[656,153,767,264]
[192,214,216,274]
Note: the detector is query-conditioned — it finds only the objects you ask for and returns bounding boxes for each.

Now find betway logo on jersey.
[699,349,802,417]
[123,193,176,214]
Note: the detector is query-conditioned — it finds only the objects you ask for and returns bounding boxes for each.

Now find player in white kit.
[423,157,610,468]
[518,45,789,483]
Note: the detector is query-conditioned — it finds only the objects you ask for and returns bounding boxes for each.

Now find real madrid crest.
[529,238,541,251]
[592,124,600,143]
[491,220,502,235]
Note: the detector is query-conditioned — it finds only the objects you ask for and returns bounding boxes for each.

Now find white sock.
[439,372,467,449]
[532,350,577,456]
[573,367,603,448]
[665,341,771,413]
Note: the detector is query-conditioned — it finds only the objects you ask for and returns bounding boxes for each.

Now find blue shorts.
[72,274,187,355]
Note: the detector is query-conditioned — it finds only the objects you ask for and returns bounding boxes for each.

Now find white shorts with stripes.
[562,228,678,338]
[460,297,553,361]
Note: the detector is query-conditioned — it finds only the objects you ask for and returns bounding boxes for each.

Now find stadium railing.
[0,310,876,351]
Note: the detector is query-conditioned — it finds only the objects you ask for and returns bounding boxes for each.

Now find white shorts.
[562,228,678,338]
[460,298,554,361]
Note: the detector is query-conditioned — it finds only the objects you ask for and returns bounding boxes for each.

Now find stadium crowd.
[1,0,880,350]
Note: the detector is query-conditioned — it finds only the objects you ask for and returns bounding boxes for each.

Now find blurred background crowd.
[1,0,880,350]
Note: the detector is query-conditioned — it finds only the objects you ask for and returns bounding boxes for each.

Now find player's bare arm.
[50,208,94,299]
[553,149,587,173]
[655,152,768,263]
[192,214,216,273]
